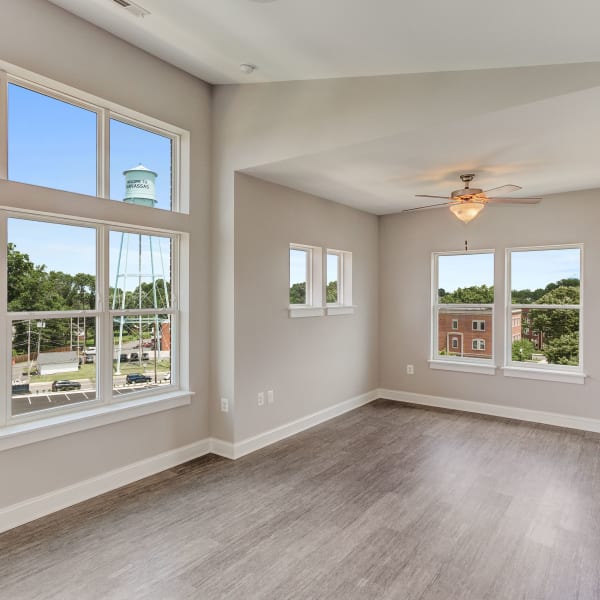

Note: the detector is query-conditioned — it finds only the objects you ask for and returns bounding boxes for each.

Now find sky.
[439,249,580,294]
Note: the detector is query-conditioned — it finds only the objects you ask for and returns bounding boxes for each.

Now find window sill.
[503,366,586,385]
[288,306,325,318]
[326,305,356,316]
[428,359,497,376]
[0,390,193,451]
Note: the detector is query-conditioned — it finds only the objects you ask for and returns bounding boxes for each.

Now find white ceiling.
[47,0,600,214]
[48,0,600,85]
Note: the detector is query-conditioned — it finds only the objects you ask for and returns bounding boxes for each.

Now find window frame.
[0,60,192,448]
[430,249,496,375]
[289,243,323,318]
[504,244,585,384]
[326,248,354,316]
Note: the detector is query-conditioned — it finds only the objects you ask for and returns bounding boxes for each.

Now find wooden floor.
[2,400,600,599]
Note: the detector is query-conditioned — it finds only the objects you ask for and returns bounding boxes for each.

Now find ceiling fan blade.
[403,202,453,213]
[483,184,522,195]
[487,197,541,204]
[415,194,451,199]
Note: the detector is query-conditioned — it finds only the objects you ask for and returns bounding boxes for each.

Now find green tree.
[543,333,579,365]
[439,285,494,304]
[326,281,338,303]
[512,339,535,361]
[528,286,579,344]
[289,282,306,304]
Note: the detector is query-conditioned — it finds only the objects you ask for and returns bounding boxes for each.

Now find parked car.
[52,380,82,392]
[129,352,139,361]
[12,383,30,395]
[85,346,96,355]
[119,353,129,362]
[126,373,152,384]
[161,372,171,383]
[142,352,150,361]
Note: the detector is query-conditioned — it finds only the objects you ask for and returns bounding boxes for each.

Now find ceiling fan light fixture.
[449,201,485,224]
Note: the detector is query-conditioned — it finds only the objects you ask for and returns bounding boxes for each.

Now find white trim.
[213,389,379,460]
[502,366,586,385]
[428,359,496,375]
[378,388,600,434]
[0,391,193,451]
[0,437,210,534]
[289,306,325,318]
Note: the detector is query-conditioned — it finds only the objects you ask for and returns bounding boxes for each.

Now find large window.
[506,245,583,382]
[6,74,181,211]
[432,251,495,372]
[0,63,189,437]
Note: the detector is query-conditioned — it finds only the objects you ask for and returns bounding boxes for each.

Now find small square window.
[452,319,458,330]
[289,244,323,318]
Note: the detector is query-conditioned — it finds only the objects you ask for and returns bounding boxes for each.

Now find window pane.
[8,219,96,311]
[512,308,579,366]
[289,248,308,305]
[437,307,493,360]
[11,317,97,416]
[112,313,172,393]
[511,248,580,304]
[438,253,494,304]
[8,84,97,196]
[110,119,172,211]
[109,231,171,310]
[327,253,339,303]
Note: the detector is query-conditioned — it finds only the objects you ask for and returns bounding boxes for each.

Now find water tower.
[113,165,170,374]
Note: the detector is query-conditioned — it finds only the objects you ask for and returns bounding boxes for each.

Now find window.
[431,251,495,374]
[289,244,323,317]
[0,63,190,443]
[472,339,485,351]
[506,245,583,383]
[326,249,353,315]
[6,75,182,212]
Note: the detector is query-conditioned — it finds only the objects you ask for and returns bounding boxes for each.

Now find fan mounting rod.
[459,173,476,187]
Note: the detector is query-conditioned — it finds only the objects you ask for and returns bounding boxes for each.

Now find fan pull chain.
[465,239,468,251]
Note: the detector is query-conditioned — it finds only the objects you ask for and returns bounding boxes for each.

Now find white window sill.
[503,366,586,385]
[428,359,497,376]
[326,305,356,316]
[0,390,193,451]
[288,306,325,318]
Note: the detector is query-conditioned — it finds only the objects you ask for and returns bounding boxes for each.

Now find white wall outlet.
[220,397,229,412]
[257,392,265,406]
[406,364,415,375]
[267,390,274,404]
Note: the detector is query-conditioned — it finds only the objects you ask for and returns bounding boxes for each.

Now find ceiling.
[47,0,600,214]
[48,0,600,85]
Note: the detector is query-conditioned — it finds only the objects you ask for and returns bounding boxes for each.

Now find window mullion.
[0,70,7,180]
[98,107,110,199]
[99,224,113,404]
[0,212,8,427]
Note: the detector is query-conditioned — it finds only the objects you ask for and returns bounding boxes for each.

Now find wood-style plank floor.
[2,400,600,599]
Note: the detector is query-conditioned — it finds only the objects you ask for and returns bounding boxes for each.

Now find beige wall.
[379,189,600,420]
[234,174,379,441]
[0,0,211,509]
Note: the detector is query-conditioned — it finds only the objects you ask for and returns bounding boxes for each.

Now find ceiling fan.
[404,174,542,223]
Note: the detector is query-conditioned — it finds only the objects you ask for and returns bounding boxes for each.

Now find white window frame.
[472,339,485,351]
[326,248,354,316]
[289,243,323,318]
[451,319,458,330]
[504,244,585,384]
[429,250,496,375]
[0,61,191,450]
[472,320,486,331]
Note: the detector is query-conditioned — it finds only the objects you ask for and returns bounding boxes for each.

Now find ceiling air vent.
[111,0,150,17]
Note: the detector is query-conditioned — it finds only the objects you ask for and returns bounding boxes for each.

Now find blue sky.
[439,249,580,293]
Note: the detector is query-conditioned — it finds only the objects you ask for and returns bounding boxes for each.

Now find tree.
[512,339,535,361]
[439,285,494,304]
[543,333,579,365]
[326,281,338,303]
[289,282,306,304]
[527,286,579,344]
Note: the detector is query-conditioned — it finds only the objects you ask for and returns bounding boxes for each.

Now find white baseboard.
[211,389,379,460]
[378,388,600,434]
[0,438,211,534]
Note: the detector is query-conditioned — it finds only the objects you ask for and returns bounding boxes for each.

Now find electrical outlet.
[406,364,415,375]
[267,390,274,404]
[258,392,265,406]
[220,397,229,412]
